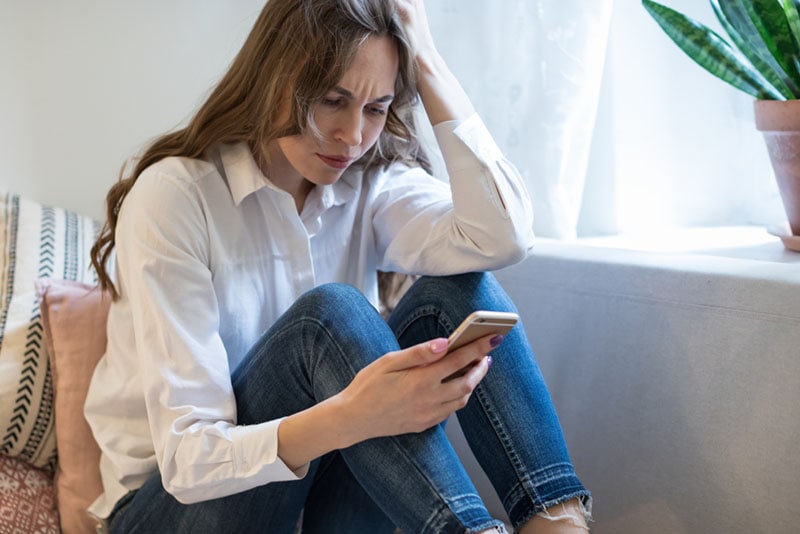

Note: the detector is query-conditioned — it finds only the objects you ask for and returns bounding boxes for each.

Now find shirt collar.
[218,142,270,206]
[313,169,360,211]
[217,141,360,209]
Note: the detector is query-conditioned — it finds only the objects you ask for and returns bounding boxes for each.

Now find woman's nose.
[335,112,363,147]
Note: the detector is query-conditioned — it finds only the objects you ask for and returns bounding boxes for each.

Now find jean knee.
[410,272,517,316]
[292,283,393,352]
[296,283,376,320]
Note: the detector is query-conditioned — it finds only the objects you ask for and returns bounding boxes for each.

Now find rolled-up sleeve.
[373,113,535,274]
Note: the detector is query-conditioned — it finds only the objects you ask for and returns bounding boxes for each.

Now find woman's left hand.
[391,0,475,124]
[392,0,437,59]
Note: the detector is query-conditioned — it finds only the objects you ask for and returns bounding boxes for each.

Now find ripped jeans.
[108,273,590,533]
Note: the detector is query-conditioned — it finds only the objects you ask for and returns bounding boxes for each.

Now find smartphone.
[447,310,519,353]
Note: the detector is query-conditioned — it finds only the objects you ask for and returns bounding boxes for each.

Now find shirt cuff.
[433,113,505,174]
[232,418,310,482]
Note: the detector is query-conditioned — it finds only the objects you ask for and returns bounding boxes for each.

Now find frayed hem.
[465,520,509,533]
[536,497,592,531]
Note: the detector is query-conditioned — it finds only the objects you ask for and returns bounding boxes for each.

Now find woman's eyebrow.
[332,86,394,103]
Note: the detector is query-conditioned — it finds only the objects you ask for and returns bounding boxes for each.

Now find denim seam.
[384,433,496,533]
[505,466,587,505]
[472,382,546,520]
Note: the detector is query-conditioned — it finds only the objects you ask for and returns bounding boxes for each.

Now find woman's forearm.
[276,393,358,472]
[415,49,475,125]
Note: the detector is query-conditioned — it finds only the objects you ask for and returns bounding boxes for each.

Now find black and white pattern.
[0,192,99,470]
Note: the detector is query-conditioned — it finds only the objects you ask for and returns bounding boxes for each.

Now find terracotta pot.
[754,99,800,236]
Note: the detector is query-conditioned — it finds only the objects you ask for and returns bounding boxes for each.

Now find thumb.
[383,338,449,371]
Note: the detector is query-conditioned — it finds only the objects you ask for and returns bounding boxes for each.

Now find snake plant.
[642,0,800,100]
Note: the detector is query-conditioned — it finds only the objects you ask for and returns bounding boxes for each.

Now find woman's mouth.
[317,154,353,170]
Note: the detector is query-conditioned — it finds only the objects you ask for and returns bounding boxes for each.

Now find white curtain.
[601,0,784,236]
[426,0,786,239]
[427,0,614,239]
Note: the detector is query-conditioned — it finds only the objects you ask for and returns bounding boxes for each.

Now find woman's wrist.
[321,391,365,450]
[415,52,476,125]
[277,393,361,470]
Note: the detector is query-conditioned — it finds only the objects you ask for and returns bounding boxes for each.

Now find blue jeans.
[109,273,589,533]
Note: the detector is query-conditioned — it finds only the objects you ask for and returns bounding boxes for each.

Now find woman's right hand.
[277,335,497,472]
[335,335,496,443]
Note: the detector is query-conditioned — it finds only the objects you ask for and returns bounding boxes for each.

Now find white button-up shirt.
[84,114,535,518]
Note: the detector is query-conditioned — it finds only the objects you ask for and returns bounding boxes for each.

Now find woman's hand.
[336,335,496,443]
[392,0,437,59]
[392,0,475,124]
[277,335,497,471]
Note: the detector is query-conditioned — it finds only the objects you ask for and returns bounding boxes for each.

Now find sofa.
[9,186,797,534]
[492,238,800,534]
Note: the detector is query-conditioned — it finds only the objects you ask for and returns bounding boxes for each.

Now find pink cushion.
[36,279,110,534]
[0,454,59,532]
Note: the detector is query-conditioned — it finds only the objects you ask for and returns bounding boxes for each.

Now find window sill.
[574,225,799,264]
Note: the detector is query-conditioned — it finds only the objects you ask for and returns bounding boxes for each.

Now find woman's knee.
[294,283,380,323]
[291,283,396,355]
[404,272,517,315]
[386,272,519,349]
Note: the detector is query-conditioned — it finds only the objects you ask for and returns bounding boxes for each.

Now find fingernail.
[487,355,493,368]
[490,335,504,348]
[429,338,448,354]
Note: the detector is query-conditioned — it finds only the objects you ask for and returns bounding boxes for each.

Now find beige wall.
[0,2,263,220]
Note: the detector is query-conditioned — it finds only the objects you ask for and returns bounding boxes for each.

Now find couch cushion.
[0,192,99,470]
[0,453,59,533]
[37,278,108,534]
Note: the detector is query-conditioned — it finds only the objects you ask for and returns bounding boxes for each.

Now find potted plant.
[643,0,800,249]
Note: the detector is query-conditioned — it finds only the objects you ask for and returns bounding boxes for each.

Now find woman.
[85,0,591,532]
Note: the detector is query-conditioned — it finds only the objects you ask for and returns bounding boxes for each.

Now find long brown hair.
[91,0,428,298]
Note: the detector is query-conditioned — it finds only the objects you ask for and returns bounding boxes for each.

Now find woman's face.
[269,35,400,196]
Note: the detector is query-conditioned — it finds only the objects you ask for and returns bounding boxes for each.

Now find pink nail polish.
[429,338,448,354]
[490,335,504,348]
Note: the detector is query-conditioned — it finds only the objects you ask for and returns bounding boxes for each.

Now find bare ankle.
[519,498,591,533]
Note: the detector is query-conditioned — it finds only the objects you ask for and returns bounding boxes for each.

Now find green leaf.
[784,0,800,73]
[786,0,800,41]
[642,0,784,99]
[712,0,797,98]
[743,0,800,89]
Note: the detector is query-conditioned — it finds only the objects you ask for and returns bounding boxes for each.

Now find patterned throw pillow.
[0,192,99,470]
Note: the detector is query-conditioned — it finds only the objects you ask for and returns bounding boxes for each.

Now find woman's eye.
[367,107,386,116]
[322,98,342,107]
